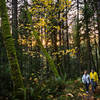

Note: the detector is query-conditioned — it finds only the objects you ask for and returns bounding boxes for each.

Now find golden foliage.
[52,48,76,57]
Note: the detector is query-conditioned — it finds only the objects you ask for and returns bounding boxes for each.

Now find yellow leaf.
[57,26,60,31]
[83,93,88,96]
[68,0,71,4]
[80,88,84,92]
[32,73,34,76]
[29,77,32,80]
[34,78,38,83]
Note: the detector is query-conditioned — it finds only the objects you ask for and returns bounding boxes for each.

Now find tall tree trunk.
[12,0,23,70]
[84,0,92,70]
[65,7,70,78]
[76,0,81,74]
[12,0,18,48]
[94,0,100,56]
[94,35,99,73]
[94,0,100,73]
[57,0,61,47]
[0,0,24,99]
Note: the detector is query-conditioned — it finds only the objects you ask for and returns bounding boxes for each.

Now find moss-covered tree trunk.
[24,1,60,78]
[0,0,24,99]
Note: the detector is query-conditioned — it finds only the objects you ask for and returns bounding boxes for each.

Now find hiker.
[82,70,90,93]
[90,69,98,93]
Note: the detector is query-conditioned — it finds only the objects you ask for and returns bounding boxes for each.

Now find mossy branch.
[26,9,60,78]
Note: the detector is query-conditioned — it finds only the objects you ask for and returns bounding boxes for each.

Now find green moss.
[0,0,24,99]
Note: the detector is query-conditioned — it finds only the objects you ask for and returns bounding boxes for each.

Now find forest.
[0,0,100,100]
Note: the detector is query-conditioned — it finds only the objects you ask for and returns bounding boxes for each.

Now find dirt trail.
[81,84,100,100]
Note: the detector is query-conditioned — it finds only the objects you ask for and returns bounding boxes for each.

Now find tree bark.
[12,0,18,48]
[95,0,100,56]
[76,0,81,74]
[84,0,92,70]
[0,0,24,99]
[65,8,70,77]
[94,0,100,73]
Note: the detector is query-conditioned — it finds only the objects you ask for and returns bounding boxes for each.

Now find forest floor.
[65,79,100,100]
[78,84,100,100]
[0,79,100,100]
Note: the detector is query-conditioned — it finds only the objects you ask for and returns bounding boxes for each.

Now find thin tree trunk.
[12,0,18,48]
[94,0,100,56]
[94,0,100,73]
[65,7,70,78]
[94,35,99,73]
[57,0,61,47]
[76,0,81,74]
